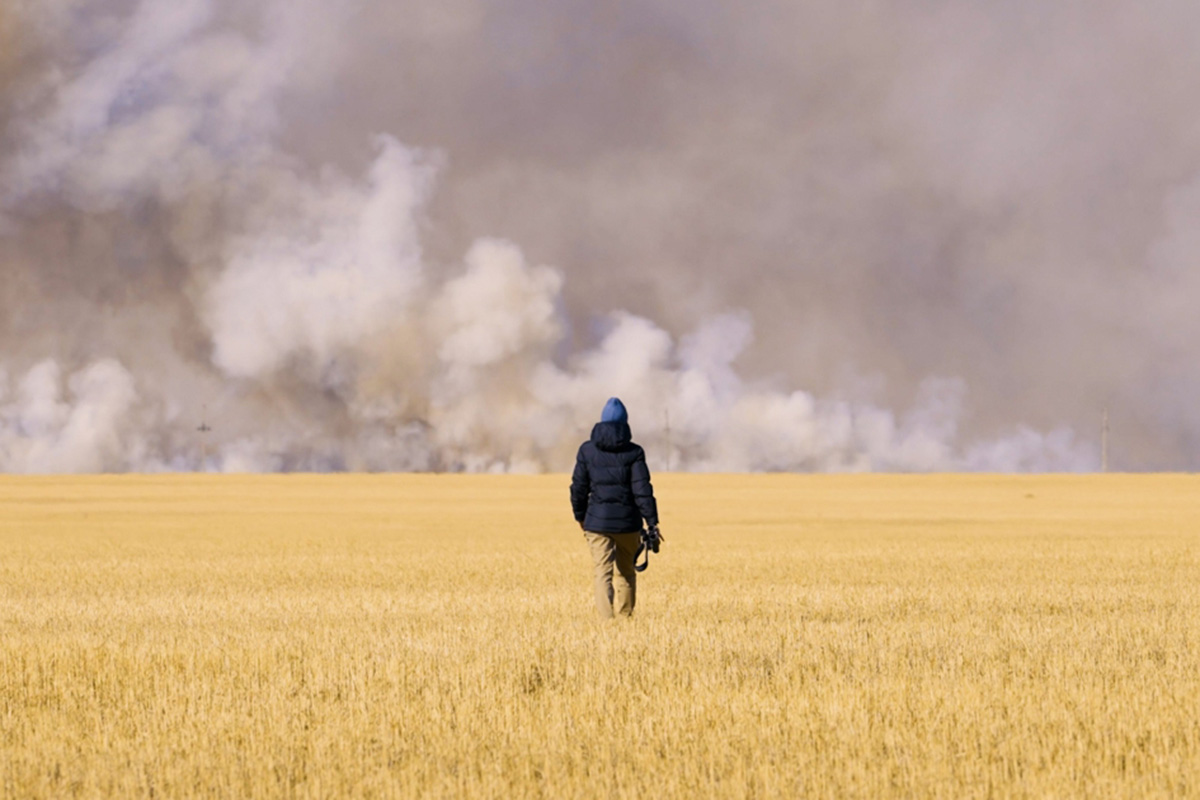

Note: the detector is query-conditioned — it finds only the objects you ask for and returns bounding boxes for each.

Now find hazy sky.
[2,0,1199,472]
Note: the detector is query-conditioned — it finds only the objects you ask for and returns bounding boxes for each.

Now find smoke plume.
[4,0,1196,473]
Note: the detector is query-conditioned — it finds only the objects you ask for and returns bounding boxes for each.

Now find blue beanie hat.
[601,397,628,423]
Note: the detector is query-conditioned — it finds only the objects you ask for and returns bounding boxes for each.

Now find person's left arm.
[631,448,659,527]
[570,447,590,529]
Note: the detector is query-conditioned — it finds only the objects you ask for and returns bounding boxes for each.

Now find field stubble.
[2,474,1199,798]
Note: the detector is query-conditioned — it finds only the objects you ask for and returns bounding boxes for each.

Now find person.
[570,397,661,619]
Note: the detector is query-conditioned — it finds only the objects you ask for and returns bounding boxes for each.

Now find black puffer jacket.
[570,421,659,533]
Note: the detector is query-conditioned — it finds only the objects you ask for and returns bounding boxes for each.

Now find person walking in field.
[570,397,662,619]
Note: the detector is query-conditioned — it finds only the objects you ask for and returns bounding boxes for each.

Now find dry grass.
[2,474,1199,798]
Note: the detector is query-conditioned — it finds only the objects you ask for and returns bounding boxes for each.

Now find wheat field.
[2,474,1199,798]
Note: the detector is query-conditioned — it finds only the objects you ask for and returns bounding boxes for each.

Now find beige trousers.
[584,531,641,619]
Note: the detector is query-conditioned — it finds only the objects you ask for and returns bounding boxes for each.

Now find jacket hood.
[591,421,632,452]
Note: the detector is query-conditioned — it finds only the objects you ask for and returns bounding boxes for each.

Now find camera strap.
[634,528,656,573]
[635,541,650,572]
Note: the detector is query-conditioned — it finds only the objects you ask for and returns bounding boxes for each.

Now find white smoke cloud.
[963,427,1088,473]
[420,238,567,470]
[432,238,564,370]
[0,359,142,473]
[5,0,327,207]
[0,0,1101,474]
[206,136,435,379]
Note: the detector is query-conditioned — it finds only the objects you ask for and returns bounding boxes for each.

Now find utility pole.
[1101,407,1109,473]
[664,409,673,473]
[198,406,213,472]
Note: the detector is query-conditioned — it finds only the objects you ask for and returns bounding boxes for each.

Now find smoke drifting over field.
[2,0,1197,472]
